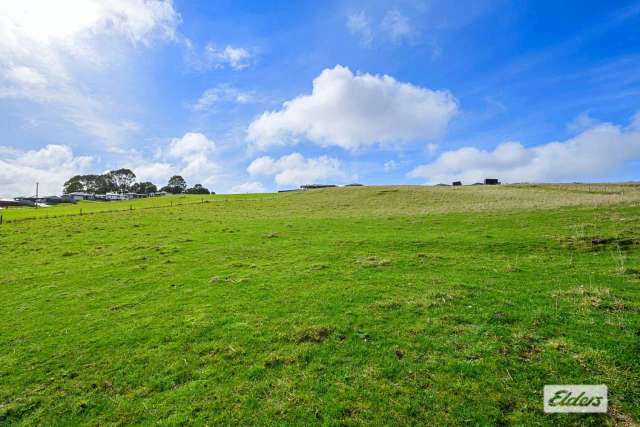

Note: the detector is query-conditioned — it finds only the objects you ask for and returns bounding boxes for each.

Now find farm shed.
[67,192,96,201]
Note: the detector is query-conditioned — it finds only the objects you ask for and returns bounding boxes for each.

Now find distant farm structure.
[448,179,501,186]
[0,199,36,208]
[300,184,338,190]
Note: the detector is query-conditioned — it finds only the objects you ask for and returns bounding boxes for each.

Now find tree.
[63,174,115,194]
[131,182,158,194]
[185,184,210,194]
[168,175,187,192]
[88,175,116,194]
[63,176,85,194]
[106,168,136,193]
[162,175,187,194]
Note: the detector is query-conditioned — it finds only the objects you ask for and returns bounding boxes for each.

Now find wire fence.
[0,195,283,226]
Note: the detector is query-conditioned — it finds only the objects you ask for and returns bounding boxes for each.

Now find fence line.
[0,195,283,226]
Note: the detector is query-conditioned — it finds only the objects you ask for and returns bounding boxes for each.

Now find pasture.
[1,185,639,425]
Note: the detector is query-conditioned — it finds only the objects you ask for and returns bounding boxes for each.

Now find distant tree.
[63,176,85,194]
[185,184,210,194]
[106,168,136,193]
[169,175,187,191]
[131,182,157,194]
[162,175,187,194]
[63,174,115,194]
[88,175,116,194]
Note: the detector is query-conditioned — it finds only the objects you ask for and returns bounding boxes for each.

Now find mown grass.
[1,185,639,425]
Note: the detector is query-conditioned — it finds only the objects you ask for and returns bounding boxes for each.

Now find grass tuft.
[356,256,391,267]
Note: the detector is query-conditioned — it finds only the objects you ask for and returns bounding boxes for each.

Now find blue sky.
[1,0,639,196]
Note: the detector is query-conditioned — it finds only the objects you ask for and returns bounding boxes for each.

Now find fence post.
[80,208,83,216]
[130,204,133,211]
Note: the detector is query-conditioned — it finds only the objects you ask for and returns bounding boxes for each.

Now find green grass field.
[1,185,639,425]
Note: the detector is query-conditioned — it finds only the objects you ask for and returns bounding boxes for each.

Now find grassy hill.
[1,185,639,425]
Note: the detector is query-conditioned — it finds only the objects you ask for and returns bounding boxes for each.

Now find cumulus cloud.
[132,161,176,185]
[230,181,267,194]
[128,132,221,188]
[247,153,345,186]
[0,0,179,144]
[168,132,215,158]
[192,85,260,111]
[0,132,221,197]
[247,65,458,151]
[165,132,219,183]
[409,117,640,184]
[0,145,93,197]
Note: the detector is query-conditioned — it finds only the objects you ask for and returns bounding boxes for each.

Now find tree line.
[63,169,212,195]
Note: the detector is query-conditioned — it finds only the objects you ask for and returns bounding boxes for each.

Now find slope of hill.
[1,185,639,425]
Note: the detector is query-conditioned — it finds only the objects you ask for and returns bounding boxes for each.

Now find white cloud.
[0,0,179,84]
[0,145,93,197]
[247,153,345,186]
[192,85,260,111]
[347,8,416,46]
[165,133,219,184]
[629,111,640,130]
[191,43,255,70]
[409,118,640,184]
[381,9,414,42]
[5,66,47,86]
[132,161,175,184]
[567,112,599,133]
[0,0,179,145]
[247,65,458,151]
[426,143,439,154]
[347,11,374,46]
[0,0,178,49]
[218,46,252,70]
[128,132,221,188]
[247,157,279,176]
[383,160,398,172]
[230,181,267,194]
[168,132,215,159]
